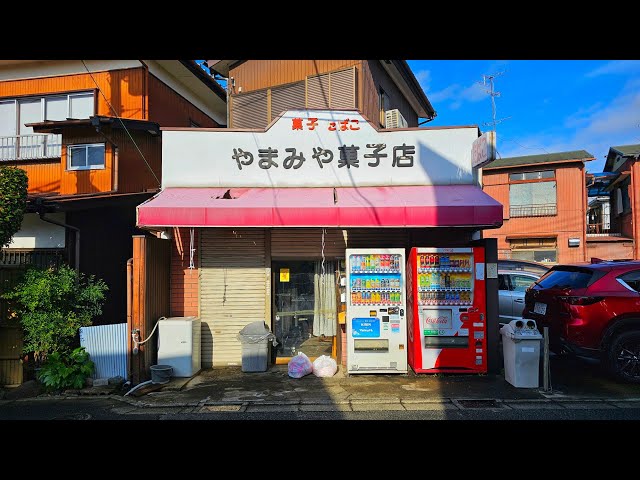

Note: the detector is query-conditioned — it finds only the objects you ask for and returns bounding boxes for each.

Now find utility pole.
[481,72,510,130]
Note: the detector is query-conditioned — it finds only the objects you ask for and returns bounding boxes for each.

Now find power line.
[80,60,161,188]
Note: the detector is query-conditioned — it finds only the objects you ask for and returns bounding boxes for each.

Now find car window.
[618,269,640,293]
[498,274,510,291]
[510,274,537,292]
[537,266,599,290]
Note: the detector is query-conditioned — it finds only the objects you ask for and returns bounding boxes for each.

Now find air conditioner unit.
[385,109,408,129]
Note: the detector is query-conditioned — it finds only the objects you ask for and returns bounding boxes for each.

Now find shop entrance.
[272,260,338,363]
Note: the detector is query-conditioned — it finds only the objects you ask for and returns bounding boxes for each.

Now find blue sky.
[407,60,640,172]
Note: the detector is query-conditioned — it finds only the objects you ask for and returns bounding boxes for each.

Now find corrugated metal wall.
[270,81,306,121]
[200,229,268,367]
[79,323,127,379]
[229,60,361,94]
[16,160,61,194]
[230,90,268,129]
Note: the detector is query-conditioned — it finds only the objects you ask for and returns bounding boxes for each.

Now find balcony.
[510,203,557,218]
[0,134,62,161]
[587,212,622,237]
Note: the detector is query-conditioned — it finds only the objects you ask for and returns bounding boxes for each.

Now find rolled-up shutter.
[271,81,305,121]
[271,228,346,258]
[230,90,268,129]
[329,67,356,109]
[200,228,268,367]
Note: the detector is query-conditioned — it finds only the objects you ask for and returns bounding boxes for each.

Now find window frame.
[67,143,106,171]
[508,170,558,217]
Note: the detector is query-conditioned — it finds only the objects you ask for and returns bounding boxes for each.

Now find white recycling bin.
[500,319,543,388]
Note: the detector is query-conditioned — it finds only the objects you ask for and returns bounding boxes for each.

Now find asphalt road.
[2,397,640,421]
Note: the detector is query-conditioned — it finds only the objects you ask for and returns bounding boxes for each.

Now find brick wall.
[170,227,199,317]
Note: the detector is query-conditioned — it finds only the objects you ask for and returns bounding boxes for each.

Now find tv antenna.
[480,72,511,130]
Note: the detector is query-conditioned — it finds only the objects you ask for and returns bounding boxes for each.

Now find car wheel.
[607,330,640,384]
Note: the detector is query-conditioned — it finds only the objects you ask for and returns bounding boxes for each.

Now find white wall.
[7,213,66,249]
[162,109,480,188]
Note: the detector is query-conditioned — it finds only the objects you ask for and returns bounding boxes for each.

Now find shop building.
[134,107,503,379]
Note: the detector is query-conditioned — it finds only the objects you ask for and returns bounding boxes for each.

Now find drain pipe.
[39,213,80,273]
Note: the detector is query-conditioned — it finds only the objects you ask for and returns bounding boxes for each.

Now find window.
[509,237,557,264]
[68,144,105,170]
[537,266,602,290]
[510,274,537,292]
[0,92,94,161]
[509,181,557,217]
[379,87,390,127]
[498,274,510,291]
[509,170,555,181]
[618,270,640,293]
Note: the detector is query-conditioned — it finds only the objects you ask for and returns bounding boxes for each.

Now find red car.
[523,261,640,383]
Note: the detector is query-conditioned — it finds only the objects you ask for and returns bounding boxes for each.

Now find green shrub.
[0,166,28,248]
[2,264,108,364]
[38,347,95,391]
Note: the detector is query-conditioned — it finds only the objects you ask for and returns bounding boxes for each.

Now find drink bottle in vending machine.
[407,246,487,374]
[346,248,407,374]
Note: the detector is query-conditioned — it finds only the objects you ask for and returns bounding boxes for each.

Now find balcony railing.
[587,212,621,236]
[0,134,62,161]
[510,204,557,218]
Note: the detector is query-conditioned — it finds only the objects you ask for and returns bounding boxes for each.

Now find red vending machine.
[407,247,487,374]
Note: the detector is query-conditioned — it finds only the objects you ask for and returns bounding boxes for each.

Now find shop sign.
[279,268,290,282]
[472,131,496,168]
[162,110,480,188]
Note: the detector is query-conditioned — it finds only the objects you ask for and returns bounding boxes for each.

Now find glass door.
[272,260,337,362]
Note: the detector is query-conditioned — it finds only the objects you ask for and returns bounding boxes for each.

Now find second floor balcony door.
[19,99,44,159]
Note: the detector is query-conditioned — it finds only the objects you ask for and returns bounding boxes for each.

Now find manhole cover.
[457,399,501,409]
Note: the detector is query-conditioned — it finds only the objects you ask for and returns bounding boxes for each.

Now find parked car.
[523,261,640,383]
[497,260,549,324]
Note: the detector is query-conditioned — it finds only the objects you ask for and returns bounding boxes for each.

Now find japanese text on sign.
[232,143,416,170]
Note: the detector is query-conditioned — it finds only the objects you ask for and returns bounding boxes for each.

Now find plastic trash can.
[237,321,278,372]
[500,319,543,388]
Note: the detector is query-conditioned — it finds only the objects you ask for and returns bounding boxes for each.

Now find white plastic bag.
[288,352,313,379]
[312,355,337,378]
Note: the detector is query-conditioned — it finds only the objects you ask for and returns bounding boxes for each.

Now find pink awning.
[136,185,503,228]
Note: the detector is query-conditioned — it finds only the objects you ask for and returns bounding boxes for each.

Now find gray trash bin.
[500,319,543,388]
[237,321,278,372]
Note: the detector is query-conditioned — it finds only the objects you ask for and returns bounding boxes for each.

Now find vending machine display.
[346,248,408,374]
[407,247,487,374]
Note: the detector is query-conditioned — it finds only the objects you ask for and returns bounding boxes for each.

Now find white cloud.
[429,81,487,108]
[415,70,431,92]
[586,60,640,78]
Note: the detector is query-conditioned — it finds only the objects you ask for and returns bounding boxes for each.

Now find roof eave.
[179,60,227,102]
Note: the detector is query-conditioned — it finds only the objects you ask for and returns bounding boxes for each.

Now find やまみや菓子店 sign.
[161,110,480,188]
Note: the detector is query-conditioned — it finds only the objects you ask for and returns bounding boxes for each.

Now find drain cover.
[457,399,501,409]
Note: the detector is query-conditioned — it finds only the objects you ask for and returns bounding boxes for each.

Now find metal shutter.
[200,229,268,367]
[230,90,268,129]
[306,73,331,109]
[271,228,347,258]
[329,67,356,109]
[346,228,408,249]
[270,81,305,121]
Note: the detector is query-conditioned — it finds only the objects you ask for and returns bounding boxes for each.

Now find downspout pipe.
[38,213,80,274]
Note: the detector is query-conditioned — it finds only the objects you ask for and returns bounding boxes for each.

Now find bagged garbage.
[288,352,313,379]
[312,355,337,378]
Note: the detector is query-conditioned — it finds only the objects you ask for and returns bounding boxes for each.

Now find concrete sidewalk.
[108,357,640,414]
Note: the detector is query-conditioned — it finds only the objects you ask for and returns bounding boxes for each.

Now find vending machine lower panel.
[346,248,408,374]
[407,247,487,374]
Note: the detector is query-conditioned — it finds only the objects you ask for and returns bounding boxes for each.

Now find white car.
[498,267,545,323]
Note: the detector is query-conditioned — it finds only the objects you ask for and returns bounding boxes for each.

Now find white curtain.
[313,260,337,337]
